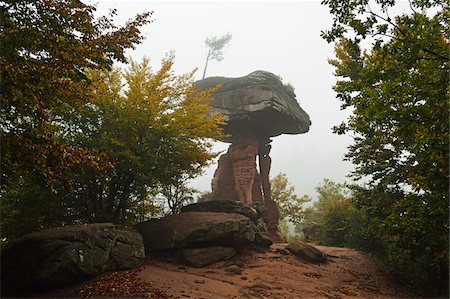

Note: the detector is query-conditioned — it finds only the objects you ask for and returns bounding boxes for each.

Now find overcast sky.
[89,0,409,201]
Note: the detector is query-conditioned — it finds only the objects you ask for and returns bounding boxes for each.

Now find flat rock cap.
[195,70,311,141]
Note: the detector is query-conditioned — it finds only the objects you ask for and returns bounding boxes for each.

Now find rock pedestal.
[211,135,282,241]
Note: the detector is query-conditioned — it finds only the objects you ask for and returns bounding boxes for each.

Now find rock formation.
[1,223,144,292]
[195,71,311,242]
[135,201,273,267]
[181,199,259,222]
[135,211,257,251]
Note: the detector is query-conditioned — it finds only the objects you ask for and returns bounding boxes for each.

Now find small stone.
[240,276,248,280]
[176,246,236,268]
[276,248,290,255]
[229,259,244,267]
[194,279,206,284]
[224,265,242,275]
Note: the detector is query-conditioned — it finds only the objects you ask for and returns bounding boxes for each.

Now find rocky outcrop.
[135,212,256,252]
[254,231,274,248]
[194,70,311,139]
[211,152,239,202]
[134,204,272,267]
[181,200,258,222]
[1,223,144,292]
[286,242,327,264]
[208,134,282,242]
[176,246,236,268]
[180,200,272,250]
[265,199,284,243]
[195,71,312,243]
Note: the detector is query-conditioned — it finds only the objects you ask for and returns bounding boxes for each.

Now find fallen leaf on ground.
[79,267,167,299]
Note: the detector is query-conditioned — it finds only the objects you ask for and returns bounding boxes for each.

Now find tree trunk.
[202,51,211,79]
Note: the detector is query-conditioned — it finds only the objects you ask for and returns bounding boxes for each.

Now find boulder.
[254,231,273,248]
[176,246,236,267]
[181,200,258,223]
[194,70,311,140]
[135,212,256,252]
[1,223,144,291]
[180,201,272,249]
[286,242,327,264]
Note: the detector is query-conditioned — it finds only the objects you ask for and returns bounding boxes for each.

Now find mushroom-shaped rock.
[195,71,311,243]
[195,70,311,140]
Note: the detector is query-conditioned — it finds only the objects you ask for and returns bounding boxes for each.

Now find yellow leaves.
[83,54,225,187]
[116,55,224,142]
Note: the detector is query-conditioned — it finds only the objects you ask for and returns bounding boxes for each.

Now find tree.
[323,0,448,294]
[0,0,152,190]
[270,172,310,227]
[196,191,213,203]
[157,176,197,215]
[68,55,224,223]
[201,33,232,79]
[303,179,362,247]
[0,55,225,239]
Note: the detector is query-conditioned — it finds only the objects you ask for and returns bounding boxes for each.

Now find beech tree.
[1,56,224,238]
[323,0,448,294]
[0,0,151,190]
[201,33,232,79]
[68,56,224,223]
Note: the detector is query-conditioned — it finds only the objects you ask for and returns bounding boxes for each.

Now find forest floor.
[28,243,417,299]
[136,243,415,299]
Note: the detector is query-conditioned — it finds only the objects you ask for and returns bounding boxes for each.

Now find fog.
[90,0,362,201]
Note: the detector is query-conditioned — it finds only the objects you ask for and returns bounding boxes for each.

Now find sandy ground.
[20,243,415,298]
[138,243,415,299]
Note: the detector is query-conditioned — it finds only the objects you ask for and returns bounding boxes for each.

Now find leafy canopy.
[1,55,225,238]
[69,55,225,222]
[323,0,448,294]
[271,172,310,227]
[303,179,360,247]
[0,0,152,190]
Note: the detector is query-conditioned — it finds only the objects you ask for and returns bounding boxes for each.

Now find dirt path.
[24,243,415,298]
[138,243,414,298]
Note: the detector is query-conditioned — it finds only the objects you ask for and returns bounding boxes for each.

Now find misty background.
[89,1,410,201]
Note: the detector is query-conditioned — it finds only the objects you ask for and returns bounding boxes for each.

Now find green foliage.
[67,56,224,223]
[302,179,361,247]
[279,219,305,243]
[156,176,197,215]
[278,219,291,241]
[1,55,225,239]
[0,0,152,190]
[323,0,449,295]
[271,172,310,227]
[201,33,232,79]
[196,191,213,203]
